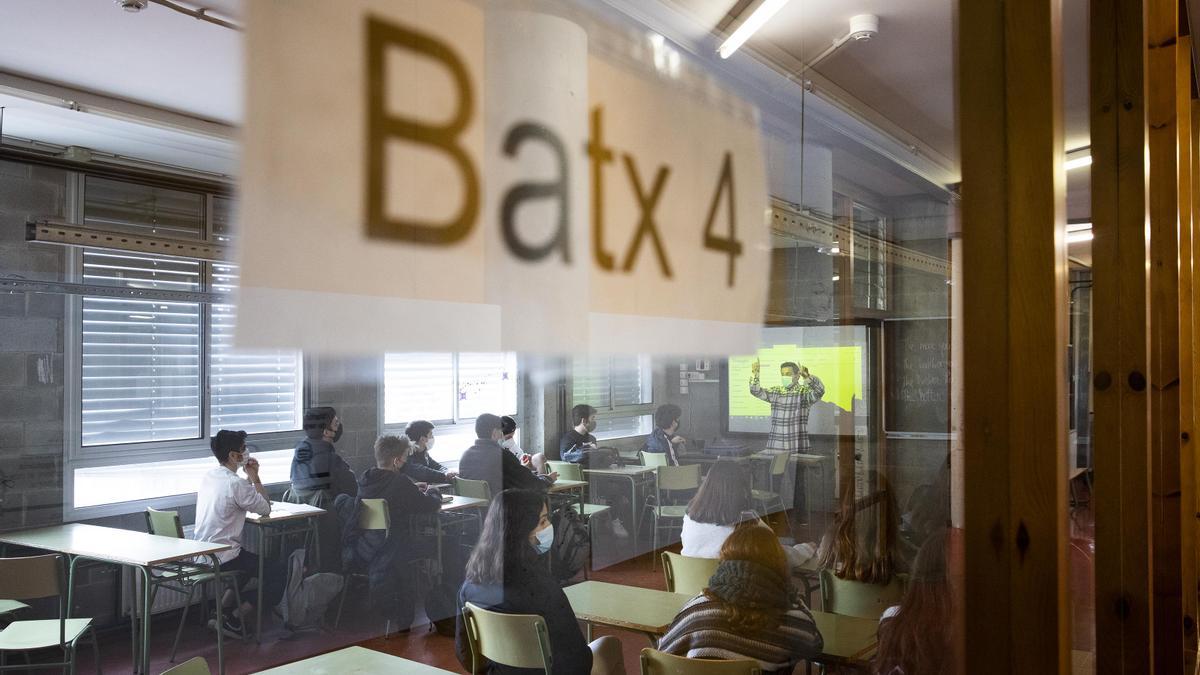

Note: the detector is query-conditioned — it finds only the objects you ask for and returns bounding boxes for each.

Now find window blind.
[209,263,303,434]
[383,353,456,424]
[571,357,613,408]
[572,355,652,409]
[81,252,202,446]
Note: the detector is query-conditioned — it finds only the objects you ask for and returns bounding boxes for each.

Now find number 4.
[704,152,742,287]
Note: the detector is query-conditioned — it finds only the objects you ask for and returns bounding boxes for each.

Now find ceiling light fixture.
[718,0,791,59]
[1066,222,1092,233]
[1065,155,1092,171]
[116,0,149,11]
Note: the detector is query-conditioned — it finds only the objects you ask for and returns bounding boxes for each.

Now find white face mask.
[234,451,248,467]
[781,376,794,388]
[424,436,435,451]
[501,438,515,450]
[533,524,554,554]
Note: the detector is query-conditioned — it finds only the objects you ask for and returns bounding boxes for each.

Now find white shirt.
[501,438,529,462]
[680,515,735,559]
[194,465,272,563]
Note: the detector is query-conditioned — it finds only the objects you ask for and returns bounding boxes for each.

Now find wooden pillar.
[960,0,1069,673]
[1091,0,1154,671]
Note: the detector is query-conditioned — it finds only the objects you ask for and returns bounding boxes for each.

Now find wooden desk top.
[565,580,690,635]
[254,646,456,674]
[245,501,325,524]
[441,495,488,512]
[0,523,229,567]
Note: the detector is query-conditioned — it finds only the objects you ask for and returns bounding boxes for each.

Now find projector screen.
[726,325,870,435]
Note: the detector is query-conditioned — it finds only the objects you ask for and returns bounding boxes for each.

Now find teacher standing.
[749,360,825,520]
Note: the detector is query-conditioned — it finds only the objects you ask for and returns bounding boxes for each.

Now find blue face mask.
[533,524,554,554]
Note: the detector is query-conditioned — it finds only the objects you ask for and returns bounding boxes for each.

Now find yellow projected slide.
[728,345,863,415]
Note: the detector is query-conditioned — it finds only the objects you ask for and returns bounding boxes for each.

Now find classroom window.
[383,351,517,424]
[571,355,654,439]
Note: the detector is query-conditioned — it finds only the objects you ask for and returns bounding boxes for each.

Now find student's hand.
[670,435,686,446]
[416,482,428,490]
[547,471,559,483]
[520,455,532,466]
[751,359,760,376]
[244,458,261,481]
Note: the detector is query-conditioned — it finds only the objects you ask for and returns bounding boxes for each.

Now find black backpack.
[550,505,591,583]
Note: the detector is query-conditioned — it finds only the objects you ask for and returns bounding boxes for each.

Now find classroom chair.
[640,648,761,674]
[456,477,493,502]
[819,569,905,620]
[751,452,793,531]
[160,656,211,675]
[0,554,100,673]
[661,551,720,596]
[334,498,394,635]
[545,461,582,482]
[647,464,702,568]
[641,452,671,468]
[461,602,552,673]
[0,601,27,623]
[144,507,246,661]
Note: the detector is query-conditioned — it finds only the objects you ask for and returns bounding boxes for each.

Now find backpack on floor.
[550,505,590,583]
[277,548,344,630]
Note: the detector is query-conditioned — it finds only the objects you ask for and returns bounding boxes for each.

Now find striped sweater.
[657,594,824,673]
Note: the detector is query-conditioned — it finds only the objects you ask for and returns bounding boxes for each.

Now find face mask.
[585,420,597,433]
[425,436,435,451]
[234,451,248,468]
[781,376,793,388]
[533,524,554,554]
[327,421,343,443]
[501,438,515,450]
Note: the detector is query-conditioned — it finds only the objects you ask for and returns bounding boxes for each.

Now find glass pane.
[83,176,204,239]
[383,352,455,423]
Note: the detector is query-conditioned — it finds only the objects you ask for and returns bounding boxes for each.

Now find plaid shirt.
[750,374,825,453]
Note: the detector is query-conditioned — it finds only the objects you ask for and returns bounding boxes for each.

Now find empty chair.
[819,569,904,620]
[661,551,720,596]
[160,656,211,675]
[545,461,583,482]
[648,464,702,565]
[456,477,493,501]
[462,601,553,673]
[641,452,671,468]
[0,554,99,673]
[640,647,761,675]
[751,453,792,530]
[144,507,245,661]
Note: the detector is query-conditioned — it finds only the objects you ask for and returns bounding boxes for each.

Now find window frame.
[63,179,308,520]
[568,355,659,440]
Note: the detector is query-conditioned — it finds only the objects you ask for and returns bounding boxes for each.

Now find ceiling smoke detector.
[116,0,149,12]
[848,14,879,42]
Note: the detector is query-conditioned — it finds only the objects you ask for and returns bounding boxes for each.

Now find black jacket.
[456,554,592,674]
[290,437,357,499]
[401,448,450,484]
[458,439,550,497]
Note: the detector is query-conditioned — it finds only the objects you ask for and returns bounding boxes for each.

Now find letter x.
[621,155,673,277]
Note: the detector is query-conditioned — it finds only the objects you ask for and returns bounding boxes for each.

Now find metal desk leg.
[209,555,225,675]
[135,565,152,675]
[310,518,322,570]
[257,531,266,644]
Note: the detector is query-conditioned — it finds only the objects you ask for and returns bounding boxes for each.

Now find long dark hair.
[464,489,548,586]
[687,462,751,526]
[818,470,900,583]
[873,528,953,675]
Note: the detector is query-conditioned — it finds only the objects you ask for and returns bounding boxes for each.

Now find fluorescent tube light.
[718,0,791,59]
[1065,155,1092,171]
[1067,222,1092,233]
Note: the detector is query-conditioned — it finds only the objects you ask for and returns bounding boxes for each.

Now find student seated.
[681,462,753,558]
[343,435,444,629]
[459,413,556,497]
[873,528,954,675]
[290,406,357,502]
[643,404,685,466]
[500,415,540,469]
[456,489,626,675]
[817,470,907,581]
[659,522,824,674]
[194,430,286,634]
[558,404,614,466]
[402,420,458,485]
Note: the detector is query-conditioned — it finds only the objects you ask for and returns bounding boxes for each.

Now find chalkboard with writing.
[885,318,950,434]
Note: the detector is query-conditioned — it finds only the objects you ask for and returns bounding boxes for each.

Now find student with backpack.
[456,489,626,674]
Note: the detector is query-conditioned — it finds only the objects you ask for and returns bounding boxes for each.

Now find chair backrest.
[661,551,720,595]
[545,461,581,481]
[657,464,701,492]
[820,569,905,620]
[642,452,671,468]
[640,648,761,675]
[462,602,552,673]
[0,554,64,602]
[160,656,212,675]
[456,477,493,501]
[769,451,790,477]
[146,507,184,539]
[357,498,391,532]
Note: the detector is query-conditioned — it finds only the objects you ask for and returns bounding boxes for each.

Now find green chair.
[144,507,245,661]
[456,477,493,501]
[545,461,582,482]
[661,551,720,596]
[0,554,99,673]
[640,647,761,674]
[648,465,702,568]
[334,498,393,634]
[819,569,905,620]
[0,600,27,622]
[462,602,553,673]
[751,452,792,530]
[641,452,671,468]
[160,656,211,675]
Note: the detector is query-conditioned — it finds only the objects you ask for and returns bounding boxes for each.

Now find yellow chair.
[649,464,702,566]
[642,452,671,468]
[661,551,720,595]
[456,477,494,501]
[160,656,211,675]
[334,498,392,633]
[546,461,583,482]
[0,554,99,674]
[751,452,792,530]
[819,569,904,620]
[144,507,245,661]
[640,648,761,674]
[462,601,553,673]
